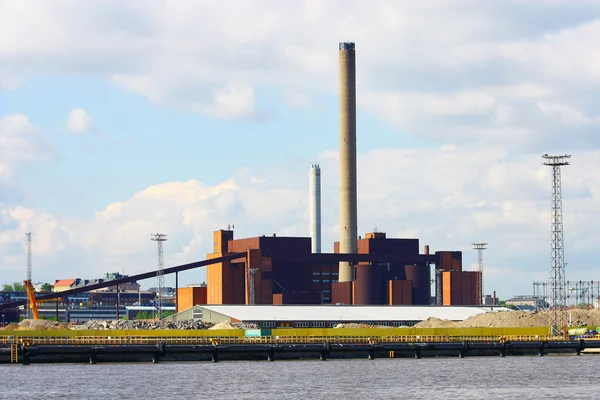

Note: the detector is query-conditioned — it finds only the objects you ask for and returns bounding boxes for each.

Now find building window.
[323,290,330,293]
[260,322,275,328]
[332,272,339,276]
[322,271,330,275]
[312,322,325,327]
[312,279,320,283]
[192,310,203,320]
[332,280,338,283]
[293,322,309,328]
[312,272,320,275]
[322,279,330,283]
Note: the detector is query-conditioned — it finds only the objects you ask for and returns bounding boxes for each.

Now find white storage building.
[168,305,510,328]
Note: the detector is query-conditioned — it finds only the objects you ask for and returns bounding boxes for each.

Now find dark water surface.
[1,356,597,399]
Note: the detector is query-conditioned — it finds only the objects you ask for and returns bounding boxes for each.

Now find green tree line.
[136,311,175,320]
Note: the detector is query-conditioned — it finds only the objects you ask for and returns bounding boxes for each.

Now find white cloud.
[360,90,497,127]
[537,102,599,125]
[0,145,598,299]
[0,114,54,182]
[498,19,600,84]
[65,108,93,133]
[2,2,600,300]
[0,0,599,136]
[195,84,259,120]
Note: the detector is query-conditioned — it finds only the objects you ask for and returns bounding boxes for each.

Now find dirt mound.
[414,317,455,328]
[412,309,600,329]
[555,309,600,327]
[16,319,70,331]
[456,311,545,328]
[1,323,20,331]
[209,321,240,330]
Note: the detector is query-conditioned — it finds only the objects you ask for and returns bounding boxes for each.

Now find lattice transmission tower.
[25,232,34,319]
[542,154,570,333]
[151,233,168,320]
[472,242,487,305]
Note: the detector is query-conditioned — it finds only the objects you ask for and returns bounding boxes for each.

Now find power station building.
[173,228,480,312]
[174,42,481,312]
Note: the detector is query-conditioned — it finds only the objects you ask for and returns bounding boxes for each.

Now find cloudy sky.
[1,0,600,300]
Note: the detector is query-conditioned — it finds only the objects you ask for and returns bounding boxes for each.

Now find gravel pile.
[414,317,456,328]
[456,311,546,328]
[1,323,21,331]
[209,321,257,330]
[71,319,214,330]
[413,309,600,329]
[0,319,70,331]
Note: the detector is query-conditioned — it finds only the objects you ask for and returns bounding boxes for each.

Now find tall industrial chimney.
[338,42,357,282]
[310,164,322,253]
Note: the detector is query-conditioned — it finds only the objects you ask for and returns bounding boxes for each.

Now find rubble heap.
[70,319,214,330]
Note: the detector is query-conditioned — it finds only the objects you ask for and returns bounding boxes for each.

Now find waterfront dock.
[2,331,599,364]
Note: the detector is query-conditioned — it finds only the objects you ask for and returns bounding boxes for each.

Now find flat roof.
[197,305,510,322]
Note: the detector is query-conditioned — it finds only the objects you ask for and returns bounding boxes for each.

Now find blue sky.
[2,0,600,300]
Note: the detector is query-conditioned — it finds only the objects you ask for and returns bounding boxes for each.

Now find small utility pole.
[472,242,488,305]
[25,232,34,318]
[151,233,168,320]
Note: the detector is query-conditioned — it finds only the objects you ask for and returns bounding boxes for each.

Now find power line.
[150,233,168,320]
[542,153,570,333]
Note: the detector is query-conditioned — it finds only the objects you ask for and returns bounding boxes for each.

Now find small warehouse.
[167,305,508,328]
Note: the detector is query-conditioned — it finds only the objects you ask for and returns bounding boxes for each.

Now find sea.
[1,355,598,399]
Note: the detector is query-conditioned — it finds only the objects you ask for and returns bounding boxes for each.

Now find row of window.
[312,279,339,283]
[312,272,340,276]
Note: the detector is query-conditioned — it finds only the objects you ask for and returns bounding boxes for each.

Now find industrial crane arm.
[24,280,40,320]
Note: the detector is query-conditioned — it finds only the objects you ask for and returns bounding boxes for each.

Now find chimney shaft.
[310,164,322,253]
[338,42,357,282]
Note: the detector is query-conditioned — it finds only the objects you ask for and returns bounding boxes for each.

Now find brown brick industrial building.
[195,229,479,308]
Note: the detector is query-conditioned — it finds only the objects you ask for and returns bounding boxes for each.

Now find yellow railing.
[0,326,551,339]
[0,326,559,347]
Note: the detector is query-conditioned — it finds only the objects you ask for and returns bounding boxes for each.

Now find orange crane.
[23,279,40,320]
